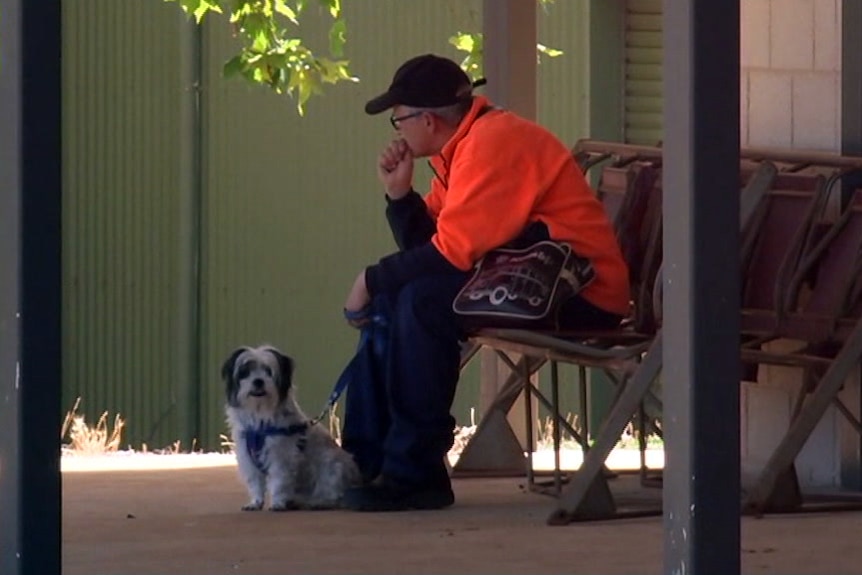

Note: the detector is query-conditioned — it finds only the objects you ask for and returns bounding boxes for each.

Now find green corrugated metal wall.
[62,0,594,450]
[197,1,491,448]
[538,0,590,142]
[62,0,189,449]
[625,0,663,145]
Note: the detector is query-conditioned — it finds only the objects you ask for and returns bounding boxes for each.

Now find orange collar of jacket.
[430,95,495,181]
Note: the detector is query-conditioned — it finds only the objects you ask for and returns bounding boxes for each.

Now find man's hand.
[344,270,371,327]
[377,139,413,200]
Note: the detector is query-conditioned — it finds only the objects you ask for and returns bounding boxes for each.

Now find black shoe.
[343,475,454,512]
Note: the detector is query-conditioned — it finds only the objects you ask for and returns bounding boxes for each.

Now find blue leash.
[311,307,388,424]
[243,308,386,473]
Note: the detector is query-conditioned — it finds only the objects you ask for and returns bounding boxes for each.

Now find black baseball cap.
[364,54,486,115]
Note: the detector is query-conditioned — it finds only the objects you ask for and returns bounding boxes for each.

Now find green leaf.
[165,0,567,115]
[274,0,298,24]
[244,52,263,64]
[223,55,246,78]
[193,2,223,24]
[318,0,340,18]
[230,0,250,12]
[318,58,358,83]
[286,68,319,115]
[449,32,483,79]
[449,32,475,53]
[167,0,223,23]
[537,43,564,57]
[229,0,253,22]
[328,19,347,57]
[251,30,271,53]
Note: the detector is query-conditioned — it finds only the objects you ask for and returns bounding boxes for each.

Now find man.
[339,54,629,512]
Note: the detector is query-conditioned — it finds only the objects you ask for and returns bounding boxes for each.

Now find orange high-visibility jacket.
[424,96,630,316]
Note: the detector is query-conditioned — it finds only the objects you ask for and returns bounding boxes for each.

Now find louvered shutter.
[625,0,663,145]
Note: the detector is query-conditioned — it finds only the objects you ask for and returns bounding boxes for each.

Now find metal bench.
[741,189,862,514]
[454,139,862,525]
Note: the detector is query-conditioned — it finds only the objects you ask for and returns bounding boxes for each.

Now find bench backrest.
[594,162,663,333]
[741,172,827,319]
[778,190,862,341]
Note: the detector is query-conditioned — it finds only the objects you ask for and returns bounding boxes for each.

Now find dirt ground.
[62,461,862,575]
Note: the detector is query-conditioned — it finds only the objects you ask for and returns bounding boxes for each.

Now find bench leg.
[548,334,663,524]
[450,408,526,476]
[524,360,592,496]
[753,465,802,513]
[743,318,862,514]
[451,354,546,476]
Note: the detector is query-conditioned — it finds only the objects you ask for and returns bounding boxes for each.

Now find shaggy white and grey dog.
[221,345,360,511]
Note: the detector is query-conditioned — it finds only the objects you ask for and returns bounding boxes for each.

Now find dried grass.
[450,408,477,457]
[535,412,583,451]
[327,402,343,445]
[61,397,125,454]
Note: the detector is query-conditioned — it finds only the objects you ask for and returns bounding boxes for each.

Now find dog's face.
[222,346,294,410]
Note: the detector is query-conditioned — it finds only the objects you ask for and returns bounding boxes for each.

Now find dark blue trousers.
[340,272,471,486]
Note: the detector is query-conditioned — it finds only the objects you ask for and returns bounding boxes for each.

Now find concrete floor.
[62,457,862,575]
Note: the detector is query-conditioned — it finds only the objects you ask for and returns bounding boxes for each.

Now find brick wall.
[739,0,860,490]
[741,0,841,150]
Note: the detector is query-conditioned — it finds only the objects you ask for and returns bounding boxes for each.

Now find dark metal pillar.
[178,19,204,450]
[482,0,537,120]
[662,1,741,574]
[475,0,538,462]
[0,3,24,570]
[844,0,862,161]
[0,0,63,574]
[842,0,862,487]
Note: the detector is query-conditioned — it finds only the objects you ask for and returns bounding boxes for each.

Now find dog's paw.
[269,500,299,512]
[242,500,264,511]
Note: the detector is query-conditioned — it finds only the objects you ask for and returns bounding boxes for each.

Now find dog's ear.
[221,347,247,382]
[265,347,294,400]
[222,347,247,406]
[272,349,294,384]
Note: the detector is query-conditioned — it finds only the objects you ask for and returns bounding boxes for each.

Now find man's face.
[390,105,433,157]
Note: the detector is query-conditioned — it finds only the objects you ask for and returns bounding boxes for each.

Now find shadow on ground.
[63,463,862,575]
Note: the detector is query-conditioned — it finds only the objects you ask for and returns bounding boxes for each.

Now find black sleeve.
[365,242,462,296]
[385,190,436,250]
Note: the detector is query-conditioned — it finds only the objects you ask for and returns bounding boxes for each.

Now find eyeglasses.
[389,110,424,129]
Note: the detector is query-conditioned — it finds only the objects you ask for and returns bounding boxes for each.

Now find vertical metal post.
[0,0,25,568]
[523,357,535,487]
[480,0,538,450]
[843,0,862,204]
[663,1,741,574]
[838,0,862,487]
[843,0,862,161]
[482,0,537,119]
[0,0,63,574]
[551,361,562,492]
[178,17,204,448]
[578,365,589,450]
